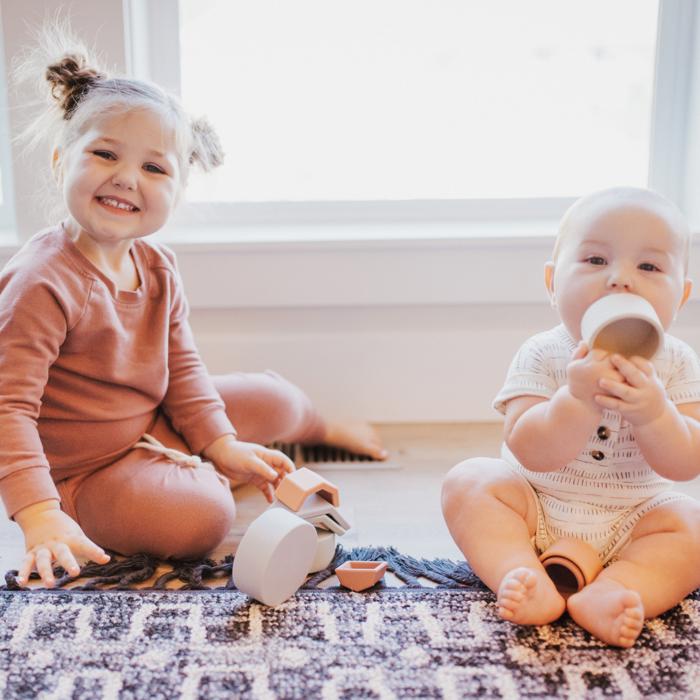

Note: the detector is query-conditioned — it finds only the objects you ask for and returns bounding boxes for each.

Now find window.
[133,0,696,238]
[170,1,660,206]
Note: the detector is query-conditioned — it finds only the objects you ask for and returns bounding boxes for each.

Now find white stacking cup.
[308,529,336,573]
[580,294,664,359]
[232,507,317,606]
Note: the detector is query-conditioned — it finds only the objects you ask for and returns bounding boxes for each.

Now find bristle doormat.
[1,550,700,699]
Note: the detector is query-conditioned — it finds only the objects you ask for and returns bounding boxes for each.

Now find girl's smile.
[95,195,140,213]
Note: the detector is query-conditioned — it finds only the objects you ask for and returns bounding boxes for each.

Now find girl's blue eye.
[639,262,660,272]
[144,163,166,174]
[93,150,115,160]
[585,256,606,266]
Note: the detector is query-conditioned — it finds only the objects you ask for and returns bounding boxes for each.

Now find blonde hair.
[15,21,223,185]
[552,187,691,271]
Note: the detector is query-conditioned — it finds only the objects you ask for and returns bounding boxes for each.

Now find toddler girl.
[0,35,385,588]
[442,187,700,647]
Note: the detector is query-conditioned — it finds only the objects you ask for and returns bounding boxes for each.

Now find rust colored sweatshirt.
[0,225,235,517]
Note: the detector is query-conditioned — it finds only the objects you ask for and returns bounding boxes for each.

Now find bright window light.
[178,0,658,203]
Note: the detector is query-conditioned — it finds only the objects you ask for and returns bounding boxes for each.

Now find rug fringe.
[2,545,481,592]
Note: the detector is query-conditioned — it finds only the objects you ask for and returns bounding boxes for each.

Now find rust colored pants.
[56,371,325,559]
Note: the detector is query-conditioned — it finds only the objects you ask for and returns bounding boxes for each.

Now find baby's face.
[547,199,691,342]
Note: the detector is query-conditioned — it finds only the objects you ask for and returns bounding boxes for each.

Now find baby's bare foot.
[568,581,644,647]
[497,567,566,625]
[324,422,388,460]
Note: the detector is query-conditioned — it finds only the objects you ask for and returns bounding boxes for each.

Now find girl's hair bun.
[45,53,105,119]
[189,116,225,172]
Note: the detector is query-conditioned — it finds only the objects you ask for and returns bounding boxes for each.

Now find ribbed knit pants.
[56,371,325,559]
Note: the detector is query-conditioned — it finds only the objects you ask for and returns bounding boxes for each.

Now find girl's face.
[57,108,181,247]
[545,201,692,342]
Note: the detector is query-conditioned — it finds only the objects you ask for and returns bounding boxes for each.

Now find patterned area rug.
[2,549,700,699]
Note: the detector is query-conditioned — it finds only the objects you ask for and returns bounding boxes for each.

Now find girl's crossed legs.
[441,457,700,647]
[57,370,376,559]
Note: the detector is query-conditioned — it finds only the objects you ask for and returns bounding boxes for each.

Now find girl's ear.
[51,148,62,183]
[544,261,556,306]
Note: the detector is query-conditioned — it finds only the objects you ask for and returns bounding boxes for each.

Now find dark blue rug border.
[2,545,485,592]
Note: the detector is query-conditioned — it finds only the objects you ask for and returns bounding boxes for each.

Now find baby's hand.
[14,500,110,588]
[203,435,295,502]
[595,354,668,425]
[567,342,624,410]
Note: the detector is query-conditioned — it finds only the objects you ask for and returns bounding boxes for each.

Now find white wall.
[188,301,700,423]
[2,0,699,425]
[1,0,128,240]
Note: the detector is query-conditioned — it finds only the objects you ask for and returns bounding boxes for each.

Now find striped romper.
[493,325,700,564]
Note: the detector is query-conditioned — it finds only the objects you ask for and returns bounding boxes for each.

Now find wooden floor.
[3,422,700,579]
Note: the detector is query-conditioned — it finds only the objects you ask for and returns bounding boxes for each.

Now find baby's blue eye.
[93,150,116,160]
[144,163,166,174]
[585,256,606,266]
[639,262,660,272]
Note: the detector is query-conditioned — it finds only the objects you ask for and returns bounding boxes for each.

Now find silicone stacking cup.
[232,507,317,606]
[308,529,336,574]
[539,537,603,594]
[335,561,388,592]
[580,294,663,359]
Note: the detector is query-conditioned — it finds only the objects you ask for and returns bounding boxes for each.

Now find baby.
[442,187,700,647]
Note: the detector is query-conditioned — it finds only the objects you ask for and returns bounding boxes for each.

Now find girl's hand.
[14,500,110,588]
[567,342,624,410]
[203,435,295,502]
[595,354,668,425]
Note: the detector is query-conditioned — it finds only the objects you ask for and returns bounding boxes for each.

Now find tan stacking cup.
[275,467,340,512]
[580,293,663,359]
[539,537,603,594]
[335,561,388,592]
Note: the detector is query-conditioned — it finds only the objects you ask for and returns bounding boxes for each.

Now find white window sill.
[1,223,698,310]
[159,218,558,250]
[164,221,700,309]
[153,219,557,309]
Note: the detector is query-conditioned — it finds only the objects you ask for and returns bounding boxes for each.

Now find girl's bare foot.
[567,579,644,647]
[497,566,566,625]
[324,422,388,460]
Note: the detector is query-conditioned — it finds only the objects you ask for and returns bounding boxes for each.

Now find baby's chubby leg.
[568,499,700,647]
[442,458,565,625]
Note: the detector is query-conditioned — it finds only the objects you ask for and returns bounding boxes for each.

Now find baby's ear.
[679,278,693,309]
[544,261,555,298]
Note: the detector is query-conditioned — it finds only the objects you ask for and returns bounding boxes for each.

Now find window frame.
[127,0,694,238]
[0,16,15,236]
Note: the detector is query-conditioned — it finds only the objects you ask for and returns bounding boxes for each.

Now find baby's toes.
[502,577,526,593]
[618,593,644,645]
[497,598,521,619]
[618,627,641,647]
[620,610,644,637]
[621,593,644,620]
[499,587,525,606]
[497,568,535,617]
[509,567,537,590]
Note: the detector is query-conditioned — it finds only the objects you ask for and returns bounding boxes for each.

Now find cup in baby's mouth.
[579,294,664,359]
